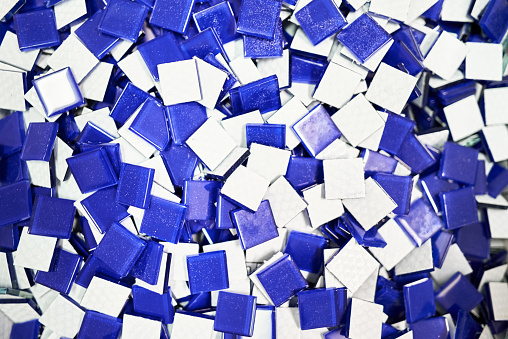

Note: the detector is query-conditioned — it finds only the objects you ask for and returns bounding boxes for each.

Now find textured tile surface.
[263,176,307,227]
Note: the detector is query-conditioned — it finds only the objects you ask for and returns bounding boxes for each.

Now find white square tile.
[484,87,508,126]
[443,95,484,141]
[303,184,345,228]
[342,177,397,230]
[431,244,472,285]
[249,307,275,339]
[221,110,264,147]
[228,56,262,85]
[465,42,503,81]
[487,282,508,321]
[323,158,365,199]
[316,138,360,160]
[0,31,39,71]
[441,0,474,22]
[204,147,249,180]
[0,302,40,324]
[221,165,270,211]
[159,59,202,105]
[313,62,362,109]
[54,0,87,29]
[141,155,175,193]
[186,117,237,171]
[47,34,99,83]
[195,57,227,109]
[482,125,508,162]
[348,299,384,339]
[487,208,508,239]
[267,97,309,149]
[326,239,379,293]
[247,143,291,183]
[123,314,161,339]
[117,50,155,92]
[366,63,418,114]
[263,176,307,227]
[353,266,379,303]
[394,239,434,275]
[423,31,469,80]
[79,61,114,102]
[39,295,85,338]
[256,49,291,88]
[478,264,508,292]
[369,219,416,270]
[171,311,215,339]
[0,70,25,111]
[290,28,335,58]
[369,0,410,22]
[331,94,384,147]
[80,276,131,317]
[13,228,57,272]
[275,308,300,339]
[75,108,117,138]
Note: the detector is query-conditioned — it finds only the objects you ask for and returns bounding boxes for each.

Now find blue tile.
[75,122,115,146]
[75,10,120,59]
[0,111,25,158]
[180,27,226,60]
[487,163,508,198]
[137,32,185,81]
[431,231,454,269]
[98,0,148,42]
[214,291,256,336]
[285,156,323,191]
[237,0,282,39]
[193,1,238,44]
[0,225,20,251]
[81,186,130,233]
[403,278,436,324]
[139,196,187,243]
[0,180,32,227]
[9,320,40,339]
[298,288,347,330]
[75,254,123,288]
[284,230,327,274]
[295,0,346,45]
[130,98,170,151]
[440,187,479,230]
[373,173,413,215]
[29,195,75,239]
[438,142,478,186]
[408,317,449,339]
[379,113,415,156]
[291,52,327,85]
[132,286,174,324]
[216,194,239,229]
[395,198,444,246]
[243,18,283,58]
[34,248,82,294]
[419,172,460,214]
[230,75,281,115]
[150,0,195,34]
[435,273,483,319]
[20,122,57,161]
[116,163,154,209]
[187,250,229,294]
[77,311,122,339]
[160,142,199,188]
[183,179,222,221]
[130,240,163,285]
[479,0,508,43]
[14,8,60,51]
[396,134,436,174]
[109,82,151,125]
[246,123,286,149]
[166,102,208,145]
[455,222,490,260]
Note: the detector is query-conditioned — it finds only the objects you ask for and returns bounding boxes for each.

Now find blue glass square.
[438,142,479,186]
[257,253,308,306]
[237,0,282,39]
[230,75,281,115]
[187,250,229,294]
[166,102,208,145]
[295,0,347,45]
[75,254,122,288]
[139,196,187,243]
[434,273,483,319]
[246,124,285,149]
[292,104,341,157]
[0,225,20,251]
[137,32,185,81]
[160,142,199,188]
[243,18,283,58]
[284,231,327,274]
[183,180,222,221]
[440,187,479,230]
[80,143,122,177]
[285,156,323,191]
[81,186,130,233]
[379,113,415,156]
[130,98,170,151]
[396,134,436,174]
[116,163,154,209]
[214,291,257,336]
[130,240,163,285]
[75,122,115,146]
[193,2,238,44]
[339,213,386,248]
[0,111,25,158]
[455,222,490,260]
[150,0,195,33]
[75,10,120,59]
[373,173,413,215]
[479,0,508,43]
[180,27,226,60]
[487,163,508,198]
[0,180,32,227]
[34,248,82,294]
[431,231,453,269]
[408,317,449,339]
[216,194,239,229]
[403,278,435,324]
[419,173,459,214]
[0,152,29,187]
[132,286,174,324]
[231,200,279,250]
[93,222,146,277]
[77,311,122,339]
[363,151,398,176]
[98,0,148,42]
[20,122,57,161]
[291,52,327,85]
[66,148,118,194]
[14,9,60,51]
[297,288,347,330]
[395,198,444,247]
[29,195,75,239]
[9,319,40,339]
[337,13,392,63]
[383,40,424,77]
[110,82,151,125]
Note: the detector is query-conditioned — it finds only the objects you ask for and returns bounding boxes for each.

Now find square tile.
[80,276,131,318]
[302,184,344,228]
[14,9,60,51]
[482,125,508,162]
[158,59,201,105]
[323,158,365,199]
[423,31,469,80]
[263,176,307,227]
[314,62,362,109]
[29,195,75,239]
[231,200,279,249]
[39,295,85,338]
[295,0,346,45]
[214,292,257,336]
[98,0,147,42]
[116,163,155,209]
[443,95,484,141]
[221,165,270,212]
[247,143,291,184]
[465,42,503,81]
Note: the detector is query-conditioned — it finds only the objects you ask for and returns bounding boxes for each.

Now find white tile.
[54,137,73,181]
[290,28,335,58]
[256,49,291,88]
[247,143,291,183]
[487,208,508,239]
[79,61,114,101]
[123,314,162,339]
[313,62,362,109]
[395,239,433,275]
[0,0,20,21]
[267,97,309,149]
[347,298,384,339]
[110,137,147,165]
[47,34,99,83]
[284,209,314,233]
[75,107,118,137]
[229,57,263,85]
[303,184,344,228]
[341,39,394,73]
[264,176,307,227]
[323,158,365,199]
[110,38,134,61]
[331,94,384,147]
[13,228,57,272]
[406,0,439,22]
[369,219,416,270]
[482,125,508,162]
[159,59,202,105]
[0,31,39,71]
[186,118,237,171]
[171,311,215,339]
[276,308,300,339]
[478,264,508,292]
[221,110,264,147]
[211,277,251,306]
[54,0,87,29]
[431,243,472,285]
[0,252,12,288]
[488,282,508,321]
[223,39,244,61]
[195,57,227,109]
[0,70,26,111]
[423,31,469,80]
[326,239,379,293]
[204,147,249,180]
[0,307,13,339]
[441,0,475,22]
[245,307,274,339]
[484,87,508,126]
[465,42,503,81]
[443,95,484,141]
[80,276,131,317]
[39,295,85,338]
[0,302,39,324]
[222,165,270,212]
[342,177,397,230]
[353,267,379,302]
[287,82,316,106]
[316,138,360,160]
[369,0,410,22]
[118,50,155,92]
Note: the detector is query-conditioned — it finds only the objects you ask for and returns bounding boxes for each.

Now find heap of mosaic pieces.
[0,0,508,338]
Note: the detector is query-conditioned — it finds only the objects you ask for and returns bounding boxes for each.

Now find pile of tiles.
[0,0,507,338]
